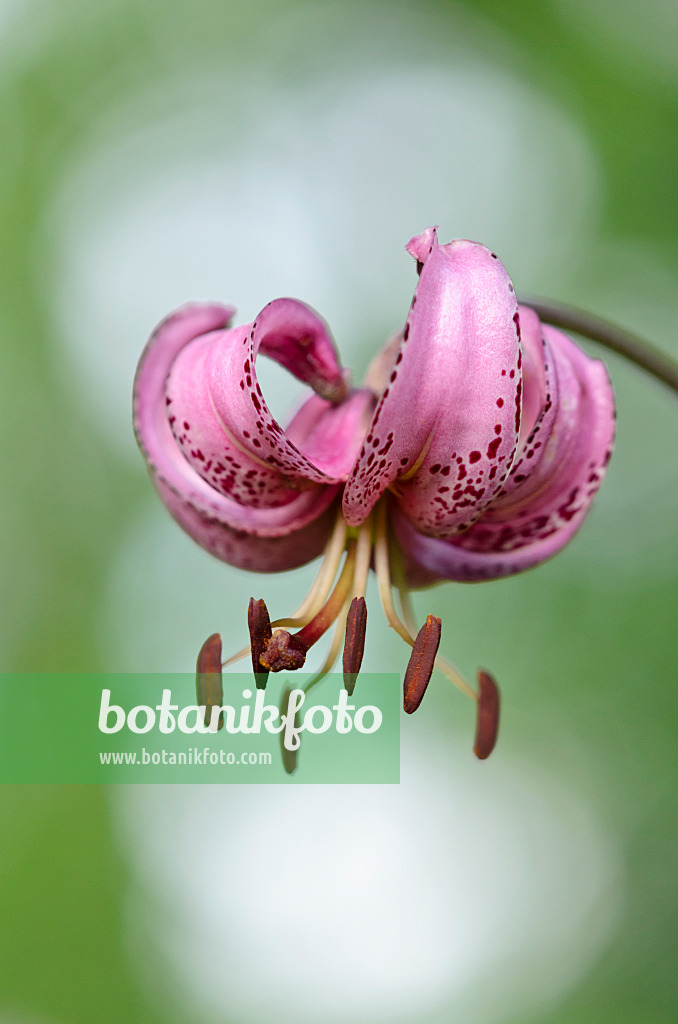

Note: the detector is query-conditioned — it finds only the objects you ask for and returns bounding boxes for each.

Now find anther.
[343,596,367,696]
[196,632,223,730]
[248,597,273,688]
[474,669,500,759]
[403,614,441,714]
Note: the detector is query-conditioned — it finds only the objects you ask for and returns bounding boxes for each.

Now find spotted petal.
[163,297,365,508]
[394,314,615,584]
[343,227,521,537]
[134,302,373,560]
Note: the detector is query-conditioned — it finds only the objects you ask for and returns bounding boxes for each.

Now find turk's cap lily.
[133,228,616,759]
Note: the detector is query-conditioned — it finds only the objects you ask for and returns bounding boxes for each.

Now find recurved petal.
[514,304,549,452]
[165,327,306,508]
[284,389,376,480]
[343,228,521,536]
[163,298,370,512]
[134,302,341,547]
[394,322,615,583]
[154,474,339,571]
[489,306,560,508]
[393,503,587,584]
[206,297,351,482]
[134,301,235,479]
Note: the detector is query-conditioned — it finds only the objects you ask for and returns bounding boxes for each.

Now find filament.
[374,498,477,701]
[222,508,347,668]
[295,541,356,649]
[352,514,373,599]
[303,598,351,695]
[374,499,413,647]
[275,511,347,628]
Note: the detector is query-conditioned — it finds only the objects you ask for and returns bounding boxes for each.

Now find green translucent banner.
[0,673,400,784]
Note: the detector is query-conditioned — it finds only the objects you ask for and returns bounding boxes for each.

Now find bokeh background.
[2,0,677,1021]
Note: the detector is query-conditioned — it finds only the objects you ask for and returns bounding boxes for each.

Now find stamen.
[260,541,357,673]
[196,632,223,730]
[221,510,347,669]
[397,580,417,638]
[374,499,477,701]
[273,511,348,629]
[222,643,250,670]
[403,614,441,713]
[374,500,413,646]
[474,670,500,760]
[304,597,351,695]
[387,525,419,638]
[248,598,272,689]
[343,596,367,695]
[352,514,373,599]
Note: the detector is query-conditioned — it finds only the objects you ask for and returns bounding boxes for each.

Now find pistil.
[259,540,357,672]
[221,511,347,670]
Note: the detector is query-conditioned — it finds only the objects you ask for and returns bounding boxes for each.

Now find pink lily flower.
[134,227,615,758]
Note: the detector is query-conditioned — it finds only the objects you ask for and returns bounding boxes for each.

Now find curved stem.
[522,296,678,394]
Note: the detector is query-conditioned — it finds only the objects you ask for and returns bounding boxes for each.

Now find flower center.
[198,497,500,764]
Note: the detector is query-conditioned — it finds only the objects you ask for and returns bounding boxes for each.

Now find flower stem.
[523,297,678,394]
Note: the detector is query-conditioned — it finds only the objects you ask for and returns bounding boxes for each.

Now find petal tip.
[406,226,439,264]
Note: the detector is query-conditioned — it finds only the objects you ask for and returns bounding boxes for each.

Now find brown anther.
[474,669,500,760]
[280,687,300,774]
[248,597,273,689]
[343,596,367,696]
[403,614,441,714]
[196,633,223,730]
[259,630,307,672]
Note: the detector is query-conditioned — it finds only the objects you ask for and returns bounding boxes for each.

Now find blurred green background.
[1,0,677,1021]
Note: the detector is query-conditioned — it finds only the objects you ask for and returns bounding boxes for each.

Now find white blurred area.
[0,0,22,40]
[115,729,621,1024]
